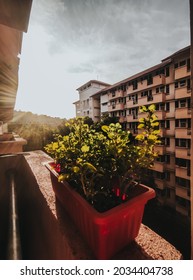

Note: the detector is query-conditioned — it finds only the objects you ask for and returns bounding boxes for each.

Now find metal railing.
[6,170,22,260]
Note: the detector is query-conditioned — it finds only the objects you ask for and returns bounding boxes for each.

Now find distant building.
[74,46,191,218]
[74,80,111,122]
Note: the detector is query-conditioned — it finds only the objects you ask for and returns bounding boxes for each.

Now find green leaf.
[72,166,80,173]
[58,173,70,182]
[81,145,90,152]
[101,125,109,132]
[148,104,155,112]
[135,134,145,141]
[137,124,145,129]
[83,162,97,172]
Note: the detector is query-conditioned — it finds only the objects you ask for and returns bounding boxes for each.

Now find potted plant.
[44,105,160,259]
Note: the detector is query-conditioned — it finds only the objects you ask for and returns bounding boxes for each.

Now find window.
[188,119,191,129]
[112,91,115,97]
[175,158,189,167]
[179,60,186,67]
[176,119,187,128]
[165,172,170,181]
[132,80,138,90]
[187,78,191,90]
[165,67,170,77]
[187,58,191,71]
[175,138,187,148]
[166,120,170,129]
[176,177,190,189]
[156,155,165,163]
[141,91,148,97]
[166,138,170,146]
[175,82,178,89]
[166,103,170,112]
[174,62,178,69]
[176,196,187,207]
[166,84,170,94]
[179,99,186,108]
[147,74,153,85]
[160,121,165,128]
[160,86,164,92]
[179,80,186,87]
[165,155,170,164]
[160,103,165,110]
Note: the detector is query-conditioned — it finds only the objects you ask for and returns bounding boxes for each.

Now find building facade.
[74,80,110,122]
[74,46,191,217]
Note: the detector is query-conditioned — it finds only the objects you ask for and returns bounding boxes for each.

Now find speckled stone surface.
[23,150,183,260]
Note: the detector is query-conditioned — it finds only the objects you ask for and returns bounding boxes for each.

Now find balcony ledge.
[0,150,183,260]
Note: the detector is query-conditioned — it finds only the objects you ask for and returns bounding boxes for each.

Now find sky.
[15,0,190,120]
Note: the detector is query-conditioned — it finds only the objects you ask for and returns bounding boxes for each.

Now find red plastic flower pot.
[46,162,155,260]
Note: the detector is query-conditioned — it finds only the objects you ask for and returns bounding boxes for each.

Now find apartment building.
[74,46,191,217]
[74,80,110,122]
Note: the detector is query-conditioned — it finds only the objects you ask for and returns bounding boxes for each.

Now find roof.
[76,80,111,91]
[89,46,190,98]
[0,0,33,32]
[73,100,80,104]
[162,46,190,62]
[105,59,172,91]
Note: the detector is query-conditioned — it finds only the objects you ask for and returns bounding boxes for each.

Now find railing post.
[6,171,22,260]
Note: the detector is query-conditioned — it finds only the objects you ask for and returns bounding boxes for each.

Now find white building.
[74,80,110,122]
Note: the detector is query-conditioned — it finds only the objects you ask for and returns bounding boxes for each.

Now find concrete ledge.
[0,133,27,154]
[19,150,182,260]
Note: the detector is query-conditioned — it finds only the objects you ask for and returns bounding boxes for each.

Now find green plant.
[45,104,160,211]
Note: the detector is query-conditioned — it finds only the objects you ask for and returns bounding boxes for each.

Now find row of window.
[149,170,190,188]
[107,59,190,97]
[174,58,190,71]
[158,137,191,149]
[175,78,190,89]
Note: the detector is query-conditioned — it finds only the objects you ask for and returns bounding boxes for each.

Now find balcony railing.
[175,128,191,139]
[175,87,191,99]
[175,166,190,180]
[175,65,190,80]
[176,185,190,201]
[175,107,191,119]
[175,147,191,159]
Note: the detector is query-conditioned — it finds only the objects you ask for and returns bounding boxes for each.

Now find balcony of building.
[175,195,190,217]
[174,65,190,80]
[176,147,191,159]
[0,150,183,260]
[154,145,166,155]
[126,114,138,122]
[175,127,191,139]
[150,161,165,173]
[176,185,191,201]
[109,89,124,100]
[175,86,191,99]
[108,103,125,112]
[155,110,166,120]
[153,74,166,87]
[151,92,166,103]
[175,107,191,119]
[175,166,190,180]
[119,116,127,123]
[126,98,139,108]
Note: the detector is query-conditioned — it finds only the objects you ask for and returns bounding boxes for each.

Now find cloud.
[16,0,190,119]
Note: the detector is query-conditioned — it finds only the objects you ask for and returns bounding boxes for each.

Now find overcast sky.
[15,0,190,119]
